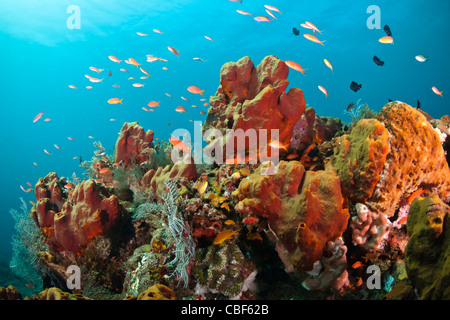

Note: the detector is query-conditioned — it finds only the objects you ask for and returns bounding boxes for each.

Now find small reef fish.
[224,220,235,226]
[379,36,394,44]
[292,27,300,36]
[140,67,150,77]
[196,181,208,197]
[266,10,277,20]
[44,149,51,155]
[352,261,365,269]
[108,56,121,63]
[136,32,147,36]
[229,0,243,3]
[120,68,129,73]
[304,21,322,34]
[68,85,77,89]
[406,188,426,205]
[204,36,214,42]
[169,137,189,152]
[132,83,145,87]
[67,137,74,141]
[33,162,38,167]
[300,23,314,31]
[187,86,205,96]
[236,10,252,16]
[33,111,45,123]
[20,185,32,193]
[200,111,206,115]
[129,58,141,68]
[318,85,328,98]
[417,100,421,110]
[86,86,92,89]
[175,106,188,113]
[108,98,123,104]
[168,46,180,58]
[285,60,307,75]
[148,101,160,107]
[304,33,325,45]
[350,81,362,92]
[415,55,428,62]
[193,57,206,62]
[181,96,189,102]
[324,59,333,73]
[269,140,288,151]
[347,102,355,111]
[373,56,385,66]
[112,84,120,88]
[213,230,239,245]
[88,77,103,83]
[384,24,392,37]
[26,182,32,187]
[254,16,271,23]
[264,5,282,14]
[432,86,443,97]
[142,107,149,112]
[98,168,110,174]
[54,144,60,150]
[153,29,163,34]
[165,93,172,97]
[108,71,112,76]
[89,67,104,74]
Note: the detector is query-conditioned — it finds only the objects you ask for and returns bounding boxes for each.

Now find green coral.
[192,243,253,297]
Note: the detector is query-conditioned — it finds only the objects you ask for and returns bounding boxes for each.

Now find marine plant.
[344,99,378,129]
[160,179,196,288]
[9,198,48,292]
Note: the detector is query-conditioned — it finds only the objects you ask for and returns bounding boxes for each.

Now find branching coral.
[350,203,392,252]
[301,237,349,293]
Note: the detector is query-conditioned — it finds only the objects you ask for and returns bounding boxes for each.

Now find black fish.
[388,99,393,102]
[417,99,421,109]
[384,25,392,37]
[350,81,362,92]
[293,27,300,36]
[79,156,82,164]
[347,102,354,111]
[373,56,385,66]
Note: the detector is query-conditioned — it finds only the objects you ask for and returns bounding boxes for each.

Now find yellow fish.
[196,180,208,197]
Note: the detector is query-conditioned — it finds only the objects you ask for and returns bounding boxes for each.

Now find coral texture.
[236,161,349,271]
[405,195,450,299]
[114,121,154,166]
[202,55,306,162]
[52,180,124,255]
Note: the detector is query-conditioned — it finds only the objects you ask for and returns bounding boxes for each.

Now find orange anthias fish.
[204,36,214,42]
[129,58,141,68]
[68,85,77,89]
[33,111,45,123]
[108,55,121,63]
[318,85,328,98]
[140,67,150,77]
[406,188,426,205]
[264,4,282,14]
[169,137,189,152]
[305,21,323,34]
[195,180,208,197]
[89,66,104,74]
[108,98,123,104]
[187,86,205,96]
[213,230,239,245]
[285,60,307,75]
[175,106,188,113]
[304,33,326,45]
[136,32,147,36]
[236,10,252,16]
[324,59,333,73]
[352,261,365,269]
[168,46,180,58]
[432,86,443,97]
[268,140,288,151]
[379,36,394,44]
[148,101,160,107]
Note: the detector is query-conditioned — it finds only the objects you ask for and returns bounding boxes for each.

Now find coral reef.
[405,195,450,299]
[114,121,154,167]
[202,55,306,162]
[236,161,349,272]
[6,56,450,301]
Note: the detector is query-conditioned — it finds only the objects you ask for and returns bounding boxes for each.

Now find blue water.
[0,0,449,266]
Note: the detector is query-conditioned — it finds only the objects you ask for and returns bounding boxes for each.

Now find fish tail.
[119,99,123,104]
